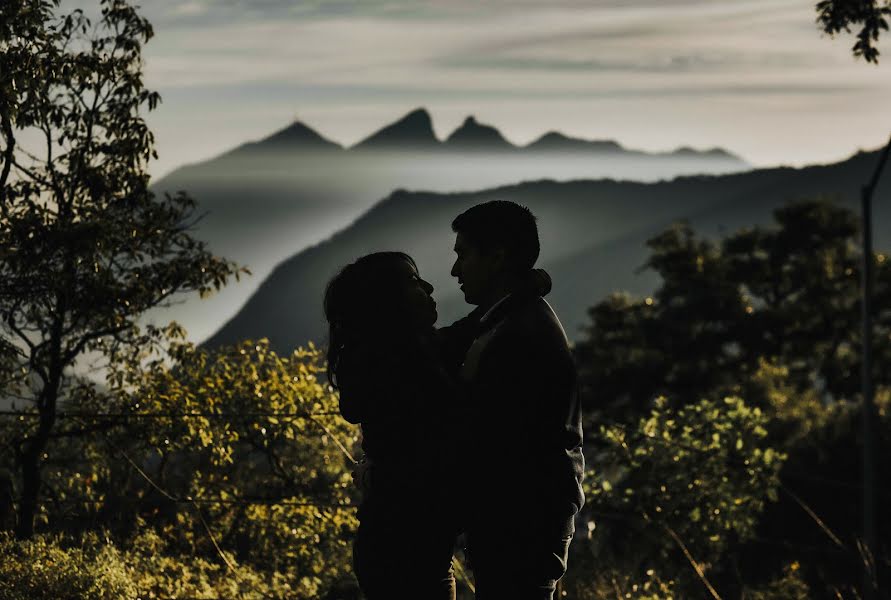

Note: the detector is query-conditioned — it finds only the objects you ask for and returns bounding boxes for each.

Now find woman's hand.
[352,457,373,493]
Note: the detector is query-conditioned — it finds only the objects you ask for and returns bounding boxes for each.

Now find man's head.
[450,200,539,306]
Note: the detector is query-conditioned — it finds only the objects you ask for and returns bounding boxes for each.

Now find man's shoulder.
[474,296,574,378]
[496,295,570,348]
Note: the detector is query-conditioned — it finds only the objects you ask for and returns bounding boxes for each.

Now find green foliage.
[0,529,318,600]
[576,201,891,421]
[597,396,783,549]
[562,554,678,600]
[0,0,243,538]
[573,200,891,597]
[0,340,360,598]
[816,0,891,63]
[572,396,784,596]
[745,562,811,599]
[116,339,358,596]
[0,3,360,595]
[123,527,304,599]
[0,531,136,600]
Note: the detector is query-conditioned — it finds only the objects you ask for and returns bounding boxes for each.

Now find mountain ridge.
[444,116,515,151]
[148,107,752,343]
[202,148,889,352]
[188,107,748,161]
[352,107,440,151]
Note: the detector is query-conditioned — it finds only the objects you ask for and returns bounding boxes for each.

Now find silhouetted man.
[446,201,584,599]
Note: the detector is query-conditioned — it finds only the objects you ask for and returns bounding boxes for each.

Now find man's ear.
[490,246,508,272]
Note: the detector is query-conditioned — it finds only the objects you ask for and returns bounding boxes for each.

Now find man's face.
[451,232,502,306]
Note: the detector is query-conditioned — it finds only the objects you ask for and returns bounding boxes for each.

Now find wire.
[3,399,875,567]
[0,410,343,419]
[3,407,878,493]
[106,436,279,600]
[139,497,357,509]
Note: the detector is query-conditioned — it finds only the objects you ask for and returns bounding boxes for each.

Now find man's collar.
[473,269,551,330]
[479,293,512,326]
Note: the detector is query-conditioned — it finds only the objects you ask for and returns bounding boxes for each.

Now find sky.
[138,0,891,179]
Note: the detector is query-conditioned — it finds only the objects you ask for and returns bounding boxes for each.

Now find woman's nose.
[422,280,434,294]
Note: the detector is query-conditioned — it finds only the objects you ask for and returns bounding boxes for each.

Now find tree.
[0,0,242,538]
[28,339,360,598]
[816,0,891,63]
[574,201,891,597]
[565,395,786,599]
[575,201,891,423]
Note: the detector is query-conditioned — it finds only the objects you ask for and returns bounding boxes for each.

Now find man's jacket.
[441,285,585,522]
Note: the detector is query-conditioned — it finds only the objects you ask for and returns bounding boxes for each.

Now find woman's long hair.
[323,251,418,389]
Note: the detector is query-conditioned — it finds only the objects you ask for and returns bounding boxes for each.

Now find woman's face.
[390,258,437,331]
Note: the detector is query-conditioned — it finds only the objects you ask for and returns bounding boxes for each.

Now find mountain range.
[202,147,891,353]
[149,108,748,342]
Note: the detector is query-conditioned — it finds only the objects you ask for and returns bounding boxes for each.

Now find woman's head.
[324,252,437,385]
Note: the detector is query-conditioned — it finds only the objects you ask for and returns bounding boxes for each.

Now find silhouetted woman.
[324,252,462,600]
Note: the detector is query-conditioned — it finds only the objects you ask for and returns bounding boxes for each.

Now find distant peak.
[390,107,435,132]
[540,131,567,140]
[404,107,433,122]
[283,121,315,134]
[445,115,513,150]
[260,121,338,146]
[526,131,622,152]
[671,145,742,161]
[352,107,440,150]
[216,120,341,159]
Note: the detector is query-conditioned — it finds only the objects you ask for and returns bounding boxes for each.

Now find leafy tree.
[0,340,361,598]
[574,201,891,597]
[0,0,242,538]
[0,525,351,600]
[107,339,359,598]
[566,396,785,599]
[816,0,891,63]
[575,201,891,423]
[0,531,137,600]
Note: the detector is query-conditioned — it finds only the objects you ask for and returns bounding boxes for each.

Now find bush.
[0,532,135,600]
[567,395,785,596]
[0,529,336,600]
[0,340,360,599]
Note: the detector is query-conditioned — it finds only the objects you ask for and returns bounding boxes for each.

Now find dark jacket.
[336,334,460,516]
[443,290,585,521]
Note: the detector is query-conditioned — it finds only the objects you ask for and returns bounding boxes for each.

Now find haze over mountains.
[150,108,748,342]
[204,148,891,353]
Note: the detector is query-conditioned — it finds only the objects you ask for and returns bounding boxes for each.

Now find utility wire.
[106,435,277,600]
[1,408,877,491]
[0,410,343,419]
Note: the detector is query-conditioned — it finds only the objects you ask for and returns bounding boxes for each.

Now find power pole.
[860,135,891,600]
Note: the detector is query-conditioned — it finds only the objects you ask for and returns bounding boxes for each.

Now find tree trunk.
[0,469,14,531]
[14,389,57,540]
[15,444,42,539]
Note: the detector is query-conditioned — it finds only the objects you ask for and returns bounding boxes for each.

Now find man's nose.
[450,260,459,278]
[422,280,434,294]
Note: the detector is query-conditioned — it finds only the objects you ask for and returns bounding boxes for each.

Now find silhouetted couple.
[324,201,584,600]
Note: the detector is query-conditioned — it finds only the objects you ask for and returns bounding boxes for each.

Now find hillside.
[204,149,890,353]
[150,108,749,342]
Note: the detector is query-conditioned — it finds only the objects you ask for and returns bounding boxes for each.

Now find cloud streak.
[140,0,891,177]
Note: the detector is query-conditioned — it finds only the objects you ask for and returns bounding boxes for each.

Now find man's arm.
[436,306,485,374]
[487,305,585,513]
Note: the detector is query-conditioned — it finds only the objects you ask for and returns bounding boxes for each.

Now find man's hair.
[451,200,539,272]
